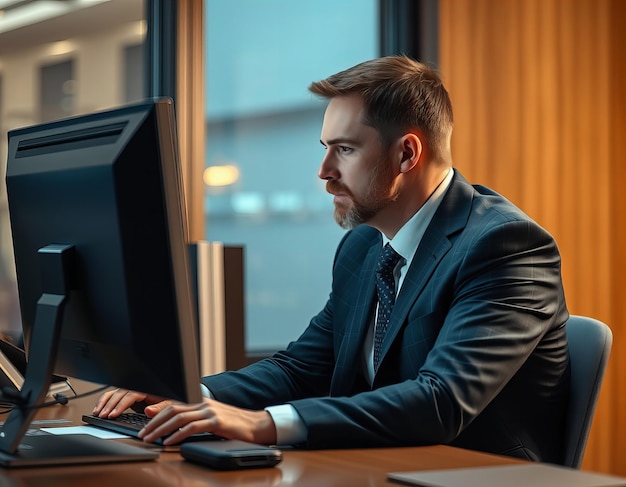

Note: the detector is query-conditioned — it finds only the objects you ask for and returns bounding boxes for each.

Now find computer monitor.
[2,98,203,466]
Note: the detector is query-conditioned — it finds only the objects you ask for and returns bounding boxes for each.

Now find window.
[204,0,379,353]
[0,0,146,343]
[124,43,146,103]
[39,59,75,122]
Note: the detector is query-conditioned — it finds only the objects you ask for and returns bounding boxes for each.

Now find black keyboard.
[82,412,221,446]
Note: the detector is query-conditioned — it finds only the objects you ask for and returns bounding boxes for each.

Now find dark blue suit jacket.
[202,170,570,462]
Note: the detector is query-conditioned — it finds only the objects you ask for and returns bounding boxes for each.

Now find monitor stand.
[0,244,158,468]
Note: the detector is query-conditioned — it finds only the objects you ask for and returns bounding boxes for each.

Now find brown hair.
[309,55,453,160]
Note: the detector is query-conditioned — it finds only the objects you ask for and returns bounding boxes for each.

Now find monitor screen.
[1,98,202,464]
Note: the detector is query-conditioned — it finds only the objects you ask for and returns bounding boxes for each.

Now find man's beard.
[326,158,397,229]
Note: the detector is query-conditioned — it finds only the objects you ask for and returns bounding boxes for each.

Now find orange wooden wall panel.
[439,0,624,474]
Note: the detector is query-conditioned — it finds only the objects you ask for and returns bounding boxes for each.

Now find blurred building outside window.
[0,0,146,344]
[204,0,379,353]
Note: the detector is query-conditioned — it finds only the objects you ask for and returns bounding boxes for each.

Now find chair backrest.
[562,315,612,468]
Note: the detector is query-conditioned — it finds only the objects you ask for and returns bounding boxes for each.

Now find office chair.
[562,315,612,469]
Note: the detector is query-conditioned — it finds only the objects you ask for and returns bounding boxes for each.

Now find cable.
[52,393,68,405]
[65,380,78,397]
[0,386,24,405]
[30,384,110,410]
[0,384,110,412]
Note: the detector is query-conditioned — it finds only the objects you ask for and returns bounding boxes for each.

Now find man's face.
[318,95,398,229]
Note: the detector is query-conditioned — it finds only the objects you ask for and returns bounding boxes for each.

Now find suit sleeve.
[201,231,354,409]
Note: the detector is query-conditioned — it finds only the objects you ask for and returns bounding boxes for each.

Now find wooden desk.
[0,383,522,486]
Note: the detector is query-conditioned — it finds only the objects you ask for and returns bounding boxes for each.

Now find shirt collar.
[382,168,454,265]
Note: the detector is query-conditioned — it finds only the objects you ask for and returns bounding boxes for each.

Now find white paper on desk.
[40,425,129,440]
[388,464,626,487]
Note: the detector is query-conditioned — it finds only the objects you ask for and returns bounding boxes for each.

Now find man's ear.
[398,133,423,173]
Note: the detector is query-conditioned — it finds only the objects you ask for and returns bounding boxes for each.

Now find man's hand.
[138,398,278,446]
[92,388,278,446]
[92,388,162,418]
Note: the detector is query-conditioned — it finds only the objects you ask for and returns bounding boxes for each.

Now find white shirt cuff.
[200,383,213,398]
[264,404,307,446]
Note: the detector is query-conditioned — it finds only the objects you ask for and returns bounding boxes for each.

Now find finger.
[94,389,131,417]
[143,415,213,445]
[143,400,174,418]
[140,406,208,443]
[100,390,144,418]
[161,420,213,446]
[137,404,175,439]
[92,389,116,415]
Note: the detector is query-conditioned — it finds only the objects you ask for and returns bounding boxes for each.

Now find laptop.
[387,463,626,487]
[0,338,70,398]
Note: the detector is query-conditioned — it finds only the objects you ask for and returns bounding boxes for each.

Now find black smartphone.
[180,440,282,470]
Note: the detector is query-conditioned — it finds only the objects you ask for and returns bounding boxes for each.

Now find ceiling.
[0,0,144,57]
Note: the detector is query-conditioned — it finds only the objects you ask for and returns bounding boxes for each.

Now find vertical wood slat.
[608,0,626,475]
[177,0,206,242]
[439,0,623,474]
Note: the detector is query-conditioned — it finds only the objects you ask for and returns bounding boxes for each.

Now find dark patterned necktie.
[373,243,402,370]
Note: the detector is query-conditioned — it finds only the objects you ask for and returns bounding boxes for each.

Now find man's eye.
[338,146,353,154]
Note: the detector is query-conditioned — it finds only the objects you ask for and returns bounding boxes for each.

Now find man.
[93,55,570,462]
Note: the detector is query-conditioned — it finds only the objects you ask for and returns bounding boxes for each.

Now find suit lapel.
[376,172,475,372]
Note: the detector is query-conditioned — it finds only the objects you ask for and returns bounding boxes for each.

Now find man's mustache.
[326,180,353,198]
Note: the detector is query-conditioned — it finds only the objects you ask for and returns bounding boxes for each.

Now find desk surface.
[0,382,522,487]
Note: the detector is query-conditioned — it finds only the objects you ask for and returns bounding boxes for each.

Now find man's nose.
[318,153,339,180]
